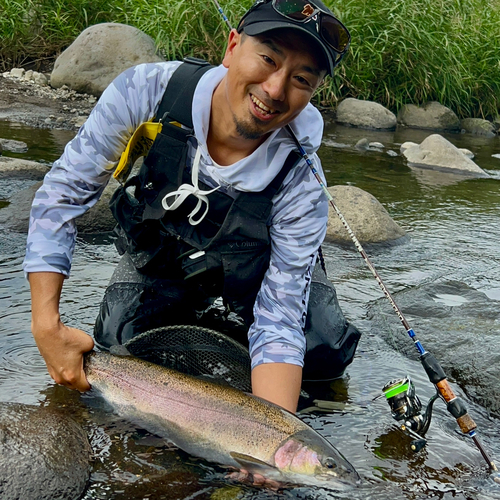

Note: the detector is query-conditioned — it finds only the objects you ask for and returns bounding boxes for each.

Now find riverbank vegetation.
[1,0,499,118]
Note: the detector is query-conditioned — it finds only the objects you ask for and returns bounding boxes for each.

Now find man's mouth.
[250,94,279,117]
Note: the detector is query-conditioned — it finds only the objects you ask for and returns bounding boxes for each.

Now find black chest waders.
[98,58,360,383]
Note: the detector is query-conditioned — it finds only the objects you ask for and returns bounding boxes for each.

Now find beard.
[233,114,267,141]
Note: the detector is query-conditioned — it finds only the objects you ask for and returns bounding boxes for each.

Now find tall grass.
[1,0,499,118]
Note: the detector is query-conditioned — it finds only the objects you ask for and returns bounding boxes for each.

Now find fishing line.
[209,0,499,478]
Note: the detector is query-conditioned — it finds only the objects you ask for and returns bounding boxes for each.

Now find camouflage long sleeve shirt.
[23,62,329,369]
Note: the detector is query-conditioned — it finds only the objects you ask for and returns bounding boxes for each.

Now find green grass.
[1,0,499,118]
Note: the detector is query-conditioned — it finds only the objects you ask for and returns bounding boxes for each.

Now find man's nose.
[262,71,287,102]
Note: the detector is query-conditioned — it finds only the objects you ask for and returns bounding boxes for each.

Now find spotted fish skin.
[85,351,359,489]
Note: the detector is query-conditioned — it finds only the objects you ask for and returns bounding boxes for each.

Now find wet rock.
[336,98,397,130]
[458,148,474,159]
[397,102,460,131]
[0,138,28,153]
[325,185,406,244]
[0,402,91,500]
[0,157,47,178]
[0,175,119,234]
[460,118,496,137]
[354,138,369,150]
[367,281,500,416]
[402,134,488,177]
[51,23,165,97]
[400,141,418,154]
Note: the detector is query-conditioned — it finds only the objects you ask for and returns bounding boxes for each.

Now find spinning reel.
[382,376,439,453]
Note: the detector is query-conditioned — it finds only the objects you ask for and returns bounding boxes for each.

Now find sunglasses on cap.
[273,0,350,55]
[243,0,350,59]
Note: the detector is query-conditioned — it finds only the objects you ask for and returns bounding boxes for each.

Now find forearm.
[28,271,94,391]
[29,271,65,335]
[252,363,302,413]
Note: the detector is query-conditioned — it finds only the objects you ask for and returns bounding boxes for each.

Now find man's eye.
[262,55,275,65]
[296,76,311,86]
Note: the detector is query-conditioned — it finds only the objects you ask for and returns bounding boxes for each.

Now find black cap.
[237,0,349,76]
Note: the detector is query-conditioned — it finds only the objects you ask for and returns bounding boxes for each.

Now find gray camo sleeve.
[23,62,181,277]
[248,156,328,369]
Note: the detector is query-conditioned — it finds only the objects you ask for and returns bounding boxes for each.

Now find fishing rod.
[209,0,499,478]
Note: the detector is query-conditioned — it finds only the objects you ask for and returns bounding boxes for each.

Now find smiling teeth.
[251,95,276,114]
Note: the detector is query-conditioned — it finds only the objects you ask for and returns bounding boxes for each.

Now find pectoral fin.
[230,452,278,475]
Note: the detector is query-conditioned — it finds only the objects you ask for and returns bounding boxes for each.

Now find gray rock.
[369,142,384,149]
[0,176,119,234]
[400,141,418,154]
[33,72,48,86]
[402,134,488,177]
[493,116,500,132]
[336,98,397,130]
[0,158,47,178]
[0,138,28,153]
[458,148,474,159]
[10,68,25,79]
[51,23,164,96]
[460,118,496,137]
[0,402,90,500]
[23,69,33,81]
[325,185,406,244]
[397,102,460,131]
[354,138,369,150]
[367,281,500,416]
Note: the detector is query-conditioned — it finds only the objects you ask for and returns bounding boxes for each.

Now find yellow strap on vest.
[113,121,163,184]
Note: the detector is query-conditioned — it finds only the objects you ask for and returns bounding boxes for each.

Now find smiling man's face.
[219,29,326,141]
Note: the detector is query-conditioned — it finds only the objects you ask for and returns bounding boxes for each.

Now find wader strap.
[155,58,213,128]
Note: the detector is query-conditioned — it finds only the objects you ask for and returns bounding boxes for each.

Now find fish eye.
[323,457,337,469]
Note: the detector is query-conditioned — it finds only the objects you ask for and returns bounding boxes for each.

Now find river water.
[1,118,499,499]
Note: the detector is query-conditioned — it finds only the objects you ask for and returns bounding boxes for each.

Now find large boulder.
[335,98,397,130]
[460,118,496,137]
[0,165,120,234]
[397,101,460,131]
[0,157,48,179]
[325,185,406,244]
[0,402,91,500]
[51,23,165,96]
[402,134,489,177]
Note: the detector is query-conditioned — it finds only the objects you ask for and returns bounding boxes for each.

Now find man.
[24,0,355,413]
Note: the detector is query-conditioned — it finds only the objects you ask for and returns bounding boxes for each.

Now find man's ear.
[222,29,242,68]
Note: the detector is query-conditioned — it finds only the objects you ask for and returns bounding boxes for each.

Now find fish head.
[273,429,360,488]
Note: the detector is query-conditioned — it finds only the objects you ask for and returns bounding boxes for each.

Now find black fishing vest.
[109,58,300,326]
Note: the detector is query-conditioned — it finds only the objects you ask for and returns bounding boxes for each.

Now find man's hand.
[29,271,94,392]
[33,323,94,392]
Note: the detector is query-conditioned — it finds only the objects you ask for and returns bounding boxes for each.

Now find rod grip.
[436,379,477,434]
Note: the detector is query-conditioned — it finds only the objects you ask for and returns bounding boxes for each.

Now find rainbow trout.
[84,351,359,489]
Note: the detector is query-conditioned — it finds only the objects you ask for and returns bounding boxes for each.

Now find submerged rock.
[0,138,28,153]
[402,134,488,177]
[367,281,500,416]
[397,102,460,131]
[336,98,397,130]
[51,23,164,96]
[0,178,119,234]
[325,185,406,244]
[0,402,91,500]
[460,118,496,137]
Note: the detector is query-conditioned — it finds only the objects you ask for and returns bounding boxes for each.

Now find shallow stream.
[1,118,499,499]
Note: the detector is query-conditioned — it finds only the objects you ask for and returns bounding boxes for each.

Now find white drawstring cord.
[161,146,220,225]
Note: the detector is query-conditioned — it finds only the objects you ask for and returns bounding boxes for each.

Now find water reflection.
[0,120,499,498]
